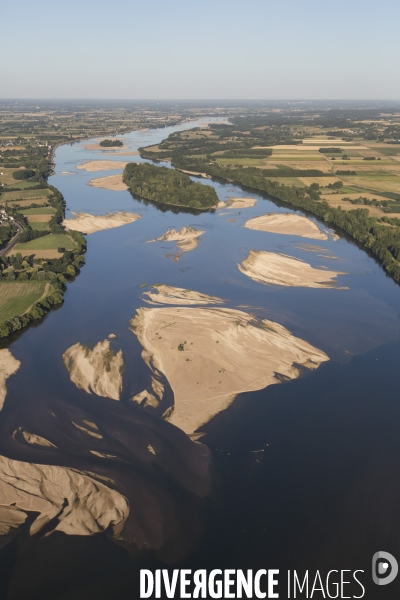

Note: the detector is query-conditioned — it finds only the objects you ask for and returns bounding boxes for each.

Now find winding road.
[0,223,23,257]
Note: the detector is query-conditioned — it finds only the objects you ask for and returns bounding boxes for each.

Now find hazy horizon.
[1,0,399,100]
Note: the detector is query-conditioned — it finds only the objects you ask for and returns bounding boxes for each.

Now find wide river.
[1,120,400,598]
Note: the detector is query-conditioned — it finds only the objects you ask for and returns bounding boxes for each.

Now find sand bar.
[180,169,212,179]
[142,285,225,306]
[0,456,128,539]
[239,251,347,288]
[148,226,205,255]
[21,431,57,447]
[62,339,124,400]
[0,349,21,410]
[88,174,128,191]
[63,211,141,234]
[244,213,330,240]
[76,160,129,172]
[218,197,257,210]
[130,307,329,434]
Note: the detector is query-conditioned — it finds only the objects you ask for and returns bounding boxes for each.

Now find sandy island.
[142,285,225,306]
[0,455,128,539]
[89,174,128,191]
[244,213,330,241]
[238,251,347,288]
[130,306,329,434]
[179,169,212,179]
[218,197,257,210]
[76,160,129,172]
[148,226,205,259]
[63,211,141,234]
[0,349,21,410]
[62,339,123,400]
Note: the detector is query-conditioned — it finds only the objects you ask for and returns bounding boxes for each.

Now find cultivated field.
[1,189,51,201]
[0,281,51,321]
[22,207,55,215]
[12,234,77,258]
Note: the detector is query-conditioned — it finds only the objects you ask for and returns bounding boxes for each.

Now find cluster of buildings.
[0,210,14,226]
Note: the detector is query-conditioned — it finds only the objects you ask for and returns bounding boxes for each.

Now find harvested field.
[26,214,52,222]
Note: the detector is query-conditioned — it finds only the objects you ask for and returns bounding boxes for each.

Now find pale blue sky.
[1,0,399,99]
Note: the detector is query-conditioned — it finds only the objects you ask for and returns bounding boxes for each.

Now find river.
[1,120,400,598]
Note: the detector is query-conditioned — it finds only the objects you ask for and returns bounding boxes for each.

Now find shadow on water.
[127,191,209,216]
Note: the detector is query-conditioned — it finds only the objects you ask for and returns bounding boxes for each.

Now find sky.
[1,0,399,100]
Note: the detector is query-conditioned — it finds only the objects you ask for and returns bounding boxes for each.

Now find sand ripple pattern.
[0,456,128,541]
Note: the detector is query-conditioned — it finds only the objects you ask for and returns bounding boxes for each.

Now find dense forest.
[123,163,218,210]
[99,139,123,147]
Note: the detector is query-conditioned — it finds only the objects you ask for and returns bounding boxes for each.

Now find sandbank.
[130,307,329,434]
[218,197,257,210]
[21,431,57,448]
[0,349,21,410]
[62,339,123,400]
[0,455,128,539]
[131,376,165,409]
[179,169,212,179]
[76,160,129,172]
[88,174,128,191]
[148,226,205,258]
[244,213,330,240]
[63,211,141,234]
[142,285,225,306]
[238,251,347,288]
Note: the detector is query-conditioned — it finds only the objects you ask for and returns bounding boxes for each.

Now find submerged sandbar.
[142,285,225,306]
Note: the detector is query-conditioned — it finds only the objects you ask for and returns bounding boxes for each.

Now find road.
[0,223,23,257]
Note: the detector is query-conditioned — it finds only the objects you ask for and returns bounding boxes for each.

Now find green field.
[22,207,55,215]
[30,222,49,231]
[0,189,51,201]
[11,181,45,189]
[4,199,49,208]
[0,281,51,321]
[14,234,76,252]
[369,146,400,156]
